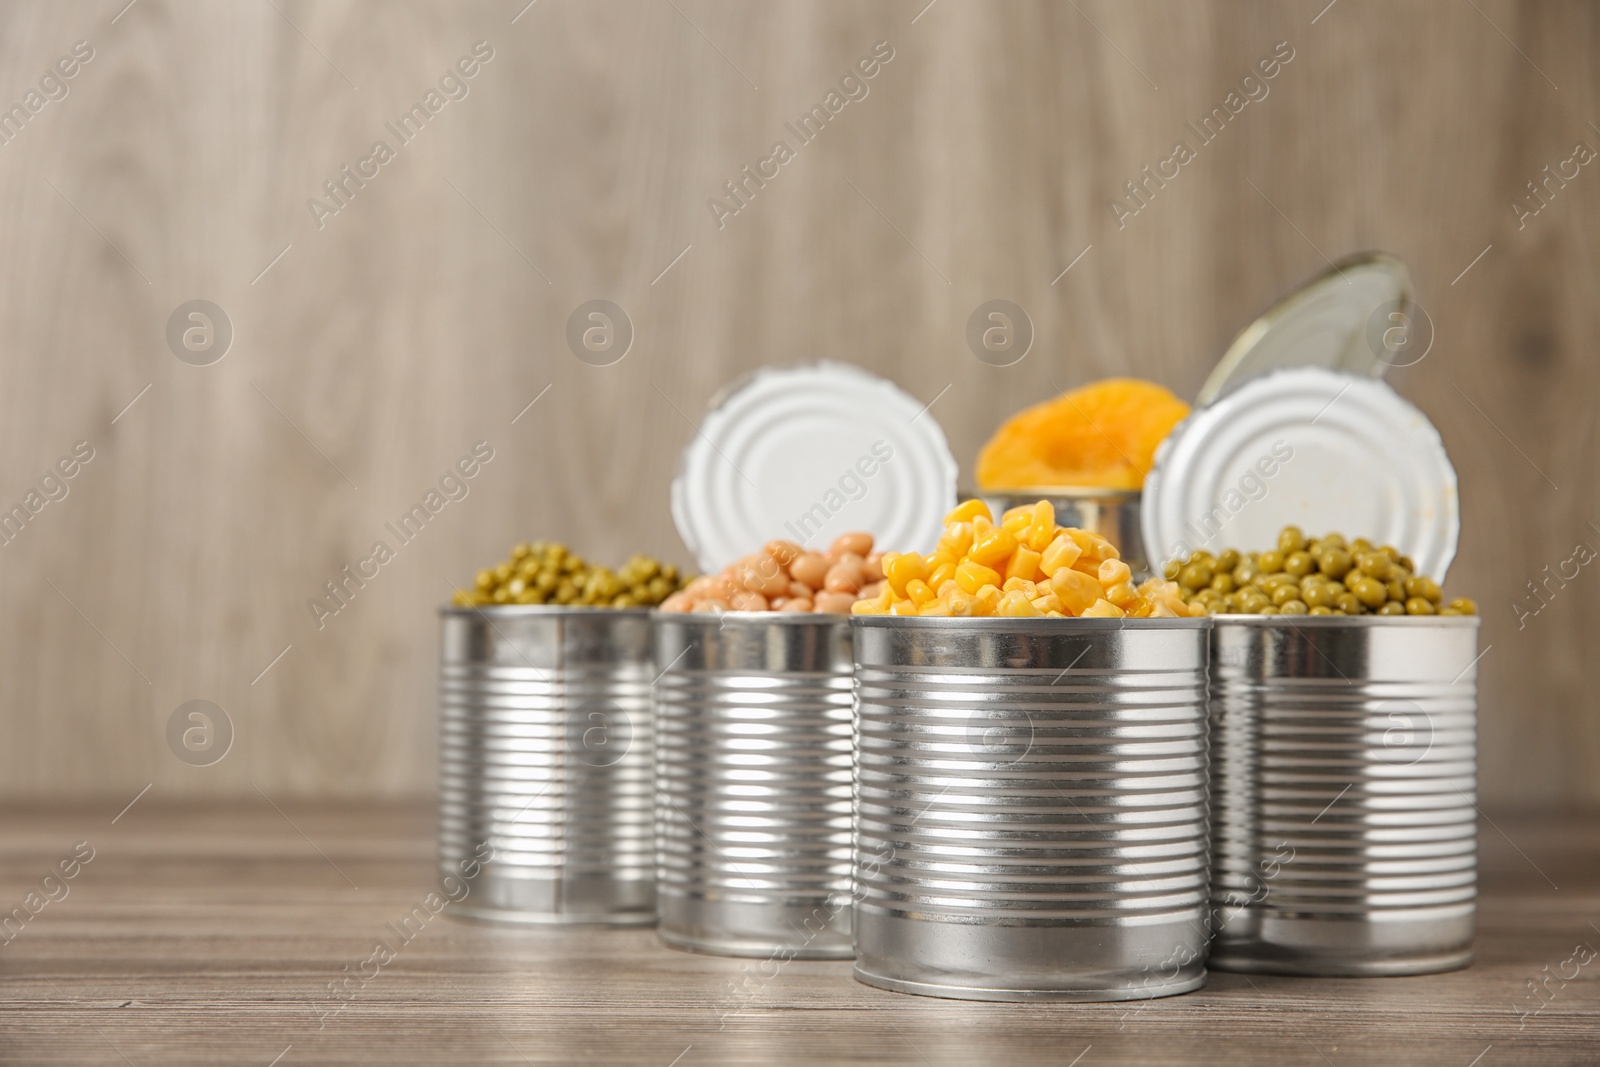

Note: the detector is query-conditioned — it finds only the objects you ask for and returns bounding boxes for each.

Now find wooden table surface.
[1,801,1596,1066]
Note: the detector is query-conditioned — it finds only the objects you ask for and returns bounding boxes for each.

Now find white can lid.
[1141,367,1460,579]
[670,362,958,573]
[1195,252,1415,406]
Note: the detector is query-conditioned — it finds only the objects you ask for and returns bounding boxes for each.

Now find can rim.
[438,604,658,617]
[849,614,1209,630]
[1208,612,1479,628]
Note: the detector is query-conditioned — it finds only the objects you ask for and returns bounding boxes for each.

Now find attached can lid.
[1141,367,1459,579]
[671,362,958,573]
[1195,252,1415,406]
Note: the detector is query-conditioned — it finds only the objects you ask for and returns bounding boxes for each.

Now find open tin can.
[652,613,855,958]
[438,607,656,924]
[1207,614,1480,975]
[851,615,1211,1001]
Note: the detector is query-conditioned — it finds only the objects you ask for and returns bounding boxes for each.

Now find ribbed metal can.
[438,607,655,925]
[1208,615,1480,976]
[852,616,1212,1002]
[652,614,855,959]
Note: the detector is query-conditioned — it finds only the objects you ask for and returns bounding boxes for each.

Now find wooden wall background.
[0,0,1594,806]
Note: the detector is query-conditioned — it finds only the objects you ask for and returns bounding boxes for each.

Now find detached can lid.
[1141,367,1460,580]
[670,362,958,573]
[1195,252,1416,406]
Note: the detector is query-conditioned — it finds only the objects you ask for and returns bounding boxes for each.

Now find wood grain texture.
[0,1,1595,801]
[0,801,1597,1066]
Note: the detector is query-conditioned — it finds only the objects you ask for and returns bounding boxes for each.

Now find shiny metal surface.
[653,614,855,959]
[851,616,1211,1001]
[1207,615,1480,975]
[439,607,655,925]
[975,489,1148,578]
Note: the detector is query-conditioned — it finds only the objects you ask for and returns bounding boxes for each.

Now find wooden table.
[1,802,1596,1065]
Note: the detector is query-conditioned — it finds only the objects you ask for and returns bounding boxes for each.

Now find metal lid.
[1141,367,1459,579]
[670,362,958,572]
[1195,252,1415,406]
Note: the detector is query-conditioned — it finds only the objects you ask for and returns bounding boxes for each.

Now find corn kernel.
[956,559,1003,594]
[997,589,1042,617]
[975,584,1002,614]
[929,560,957,589]
[1031,592,1064,614]
[944,589,980,616]
[1001,577,1039,597]
[1050,568,1101,614]
[882,552,930,597]
[969,526,1018,568]
[851,593,890,615]
[938,522,976,559]
[944,499,992,525]
[1040,533,1083,574]
[1082,598,1125,618]
[890,598,922,616]
[905,578,936,606]
[1068,528,1117,562]
[1000,510,1033,535]
[1098,559,1132,587]
[1102,581,1138,607]
[1005,546,1043,584]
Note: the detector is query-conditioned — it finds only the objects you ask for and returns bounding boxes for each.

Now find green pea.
[1302,583,1335,608]
[1216,549,1241,573]
[1335,592,1363,615]
[1405,576,1442,602]
[1271,585,1302,608]
[1277,526,1307,555]
[1405,597,1436,615]
[1279,599,1309,615]
[1377,601,1406,616]
[1357,553,1391,581]
[1284,551,1314,578]
[1211,573,1237,594]
[1317,549,1353,580]
[1353,577,1388,608]
[1179,562,1214,589]
[1257,550,1284,574]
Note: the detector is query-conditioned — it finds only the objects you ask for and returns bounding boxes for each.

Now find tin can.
[438,607,655,925]
[652,614,855,959]
[976,489,1147,578]
[1207,615,1480,976]
[852,616,1211,1002]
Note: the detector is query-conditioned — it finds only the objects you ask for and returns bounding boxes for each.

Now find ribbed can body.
[438,608,655,925]
[652,615,855,959]
[1208,616,1480,976]
[852,616,1212,1002]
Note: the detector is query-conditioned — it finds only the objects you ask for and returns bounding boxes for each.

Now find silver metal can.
[974,489,1147,578]
[1207,615,1480,976]
[438,607,655,925]
[652,614,855,959]
[852,615,1211,1002]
